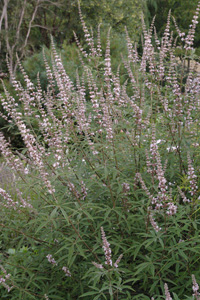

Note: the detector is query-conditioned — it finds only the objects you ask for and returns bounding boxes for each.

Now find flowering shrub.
[0,2,200,299]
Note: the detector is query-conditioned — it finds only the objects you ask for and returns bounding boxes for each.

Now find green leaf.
[76,243,87,259]
[50,207,59,218]
[60,207,69,225]
[134,262,150,276]
[68,244,75,266]
[80,291,98,297]
[109,285,113,296]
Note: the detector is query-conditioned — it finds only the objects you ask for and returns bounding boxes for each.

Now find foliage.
[0,4,200,300]
[147,0,200,49]
[0,0,145,77]
[0,0,62,75]
[22,27,128,88]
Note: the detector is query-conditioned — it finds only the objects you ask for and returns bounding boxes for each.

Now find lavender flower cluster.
[92,227,123,270]
[46,254,71,277]
[0,265,13,293]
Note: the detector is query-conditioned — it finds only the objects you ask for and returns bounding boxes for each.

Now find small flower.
[122,183,130,194]
[92,262,104,269]
[192,274,200,299]
[164,283,172,300]
[114,254,123,268]
[149,213,161,232]
[187,154,198,196]
[62,266,71,277]
[92,228,123,270]
[46,254,58,266]
[192,274,199,293]
[0,265,13,292]
[101,227,112,266]
[178,187,190,203]
[166,202,177,216]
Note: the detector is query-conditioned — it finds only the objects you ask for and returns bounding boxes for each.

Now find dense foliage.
[0,0,146,76]
[147,0,200,50]
[0,2,200,300]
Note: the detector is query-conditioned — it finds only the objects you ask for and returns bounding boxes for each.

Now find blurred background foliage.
[147,0,200,50]
[0,0,146,75]
[0,0,200,76]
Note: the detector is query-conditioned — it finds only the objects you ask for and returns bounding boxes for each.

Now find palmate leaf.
[80,285,99,298]
[67,244,75,266]
[76,242,87,259]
